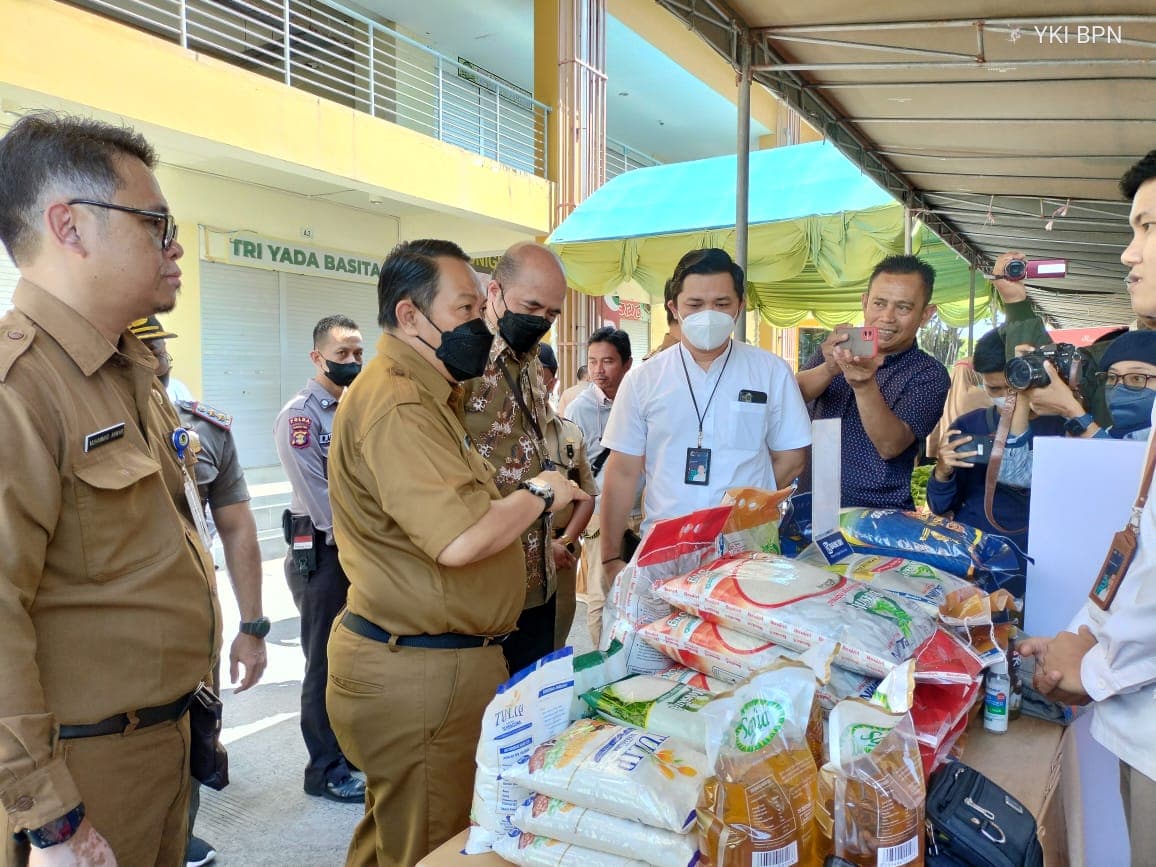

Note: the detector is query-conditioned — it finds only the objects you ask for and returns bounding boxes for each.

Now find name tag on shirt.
[84,423,126,452]
[319,433,331,446]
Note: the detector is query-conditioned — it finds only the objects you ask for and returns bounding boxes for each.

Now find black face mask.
[497,284,553,355]
[418,313,494,382]
[323,359,362,387]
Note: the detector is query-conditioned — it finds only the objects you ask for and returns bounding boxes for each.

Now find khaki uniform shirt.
[329,333,526,637]
[0,281,219,832]
[543,415,597,533]
[463,335,556,607]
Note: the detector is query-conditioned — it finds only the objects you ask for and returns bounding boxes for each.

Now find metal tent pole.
[735,32,752,343]
[968,265,977,354]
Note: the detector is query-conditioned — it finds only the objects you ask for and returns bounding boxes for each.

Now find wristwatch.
[519,478,555,514]
[25,803,85,848]
[239,616,271,638]
[1064,412,1094,436]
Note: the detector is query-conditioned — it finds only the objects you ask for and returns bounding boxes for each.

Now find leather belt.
[341,612,509,649]
[59,691,195,739]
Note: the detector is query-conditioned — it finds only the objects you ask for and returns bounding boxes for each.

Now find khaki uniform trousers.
[1121,761,1156,866]
[2,717,191,867]
[327,620,508,867]
[578,515,642,648]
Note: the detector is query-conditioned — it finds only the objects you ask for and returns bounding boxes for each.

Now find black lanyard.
[678,342,733,448]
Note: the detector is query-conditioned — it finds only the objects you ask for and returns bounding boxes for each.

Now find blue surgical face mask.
[1107,385,1156,437]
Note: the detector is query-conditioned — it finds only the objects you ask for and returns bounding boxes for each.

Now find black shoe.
[185,836,217,867]
[304,774,366,803]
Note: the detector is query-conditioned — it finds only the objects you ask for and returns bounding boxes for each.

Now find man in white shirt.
[566,326,638,644]
[1019,149,1156,865]
[598,248,811,592]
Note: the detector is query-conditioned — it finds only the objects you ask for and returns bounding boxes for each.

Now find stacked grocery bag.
[467,490,1026,867]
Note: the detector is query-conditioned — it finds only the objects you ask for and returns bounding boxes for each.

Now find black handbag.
[925,761,1043,867]
[189,682,230,791]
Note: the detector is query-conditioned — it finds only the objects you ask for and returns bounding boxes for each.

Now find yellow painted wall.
[0,0,553,233]
[155,164,403,396]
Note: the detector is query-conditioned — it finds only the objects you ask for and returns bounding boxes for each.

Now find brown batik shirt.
[463,333,556,608]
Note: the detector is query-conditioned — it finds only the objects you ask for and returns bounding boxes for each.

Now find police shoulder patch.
[288,415,312,448]
[183,400,233,430]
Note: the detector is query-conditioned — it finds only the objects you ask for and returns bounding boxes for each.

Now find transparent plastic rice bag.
[655,665,731,695]
[602,506,733,674]
[570,640,629,721]
[797,550,972,617]
[466,648,574,853]
[581,675,715,746]
[657,553,935,677]
[505,718,709,833]
[512,794,699,867]
[493,831,651,867]
[696,663,824,867]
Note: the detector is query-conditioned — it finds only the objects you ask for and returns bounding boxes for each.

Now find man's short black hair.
[1120,151,1156,201]
[0,112,158,265]
[972,327,1007,375]
[589,325,632,362]
[377,239,471,328]
[576,364,588,380]
[537,342,558,373]
[313,315,359,348]
[668,248,745,306]
[662,278,677,324]
[868,254,936,307]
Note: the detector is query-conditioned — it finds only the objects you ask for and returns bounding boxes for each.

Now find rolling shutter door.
[200,262,281,468]
[281,273,380,406]
[0,251,18,313]
[619,316,650,361]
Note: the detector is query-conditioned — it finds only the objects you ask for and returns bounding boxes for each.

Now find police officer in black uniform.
[274,315,366,804]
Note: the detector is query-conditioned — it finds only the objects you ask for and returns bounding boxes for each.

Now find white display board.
[1027,436,1146,867]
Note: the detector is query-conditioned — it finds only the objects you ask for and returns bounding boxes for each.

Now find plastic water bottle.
[984,659,1010,734]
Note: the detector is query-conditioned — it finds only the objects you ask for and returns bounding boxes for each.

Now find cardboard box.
[417,831,505,867]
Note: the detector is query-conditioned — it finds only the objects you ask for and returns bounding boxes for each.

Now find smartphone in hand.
[950,433,996,464]
[834,326,879,358]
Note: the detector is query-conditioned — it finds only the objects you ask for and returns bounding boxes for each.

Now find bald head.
[487,241,567,332]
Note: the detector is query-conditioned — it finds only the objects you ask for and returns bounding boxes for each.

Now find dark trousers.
[500,594,557,677]
[285,539,352,789]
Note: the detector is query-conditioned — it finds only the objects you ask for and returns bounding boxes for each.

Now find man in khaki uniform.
[326,238,585,866]
[463,242,569,675]
[536,342,596,647]
[0,115,218,864]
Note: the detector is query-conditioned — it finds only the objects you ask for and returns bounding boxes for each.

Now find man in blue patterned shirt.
[798,255,950,509]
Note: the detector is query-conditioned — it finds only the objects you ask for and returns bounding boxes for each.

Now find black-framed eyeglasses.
[1098,371,1156,391]
[67,199,178,250]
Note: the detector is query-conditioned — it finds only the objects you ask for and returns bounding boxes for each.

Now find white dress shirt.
[1071,401,1156,782]
[601,339,811,533]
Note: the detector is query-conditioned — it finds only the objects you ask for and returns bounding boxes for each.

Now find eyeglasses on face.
[1099,371,1156,391]
[67,199,178,250]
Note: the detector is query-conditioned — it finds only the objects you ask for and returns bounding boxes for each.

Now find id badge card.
[685,447,711,486]
[1088,527,1137,610]
[182,468,214,551]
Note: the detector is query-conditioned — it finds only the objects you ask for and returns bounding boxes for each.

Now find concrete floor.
[197,558,594,865]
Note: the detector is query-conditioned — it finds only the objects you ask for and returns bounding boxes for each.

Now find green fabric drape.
[551,202,991,328]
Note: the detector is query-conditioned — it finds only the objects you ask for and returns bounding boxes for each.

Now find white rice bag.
[654,665,731,695]
[798,549,971,616]
[657,553,936,677]
[816,665,882,713]
[601,506,733,674]
[466,648,574,853]
[493,831,650,867]
[512,794,698,867]
[505,718,708,833]
[581,675,715,746]
[638,611,837,685]
[570,640,629,721]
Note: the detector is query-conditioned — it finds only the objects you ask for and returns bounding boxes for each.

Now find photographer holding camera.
[928,328,1067,574]
[1025,330,1156,441]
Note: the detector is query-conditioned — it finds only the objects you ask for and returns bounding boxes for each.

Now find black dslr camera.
[1004,342,1095,390]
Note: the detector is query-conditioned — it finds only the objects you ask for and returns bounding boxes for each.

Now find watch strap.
[239,616,270,638]
[1065,412,1094,435]
[25,803,85,848]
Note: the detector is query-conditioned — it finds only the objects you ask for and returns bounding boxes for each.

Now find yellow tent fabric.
[551,202,991,327]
